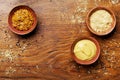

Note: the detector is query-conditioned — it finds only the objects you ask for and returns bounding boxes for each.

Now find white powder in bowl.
[90,10,113,33]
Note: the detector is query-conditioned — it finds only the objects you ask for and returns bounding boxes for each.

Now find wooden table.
[0,0,120,80]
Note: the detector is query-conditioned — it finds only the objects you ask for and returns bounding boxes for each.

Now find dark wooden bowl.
[8,5,37,35]
[71,37,100,65]
[86,6,116,36]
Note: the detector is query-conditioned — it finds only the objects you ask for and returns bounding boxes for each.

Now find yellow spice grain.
[12,9,34,31]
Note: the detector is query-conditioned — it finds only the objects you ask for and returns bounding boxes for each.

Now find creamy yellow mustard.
[90,10,113,32]
[74,40,97,60]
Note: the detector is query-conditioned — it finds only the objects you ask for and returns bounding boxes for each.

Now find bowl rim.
[86,6,116,36]
[71,36,100,65]
[8,5,37,35]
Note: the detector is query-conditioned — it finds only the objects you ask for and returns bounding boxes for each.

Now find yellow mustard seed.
[12,9,34,31]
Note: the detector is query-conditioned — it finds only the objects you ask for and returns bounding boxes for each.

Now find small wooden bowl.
[86,6,116,36]
[8,5,37,35]
[71,37,100,65]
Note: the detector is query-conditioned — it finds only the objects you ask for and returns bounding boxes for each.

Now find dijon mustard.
[74,40,97,60]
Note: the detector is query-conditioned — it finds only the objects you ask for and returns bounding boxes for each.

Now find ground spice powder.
[90,10,113,33]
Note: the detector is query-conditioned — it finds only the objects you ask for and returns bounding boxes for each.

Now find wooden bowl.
[8,5,37,35]
[86,6,116,36]
[71,37,100,65]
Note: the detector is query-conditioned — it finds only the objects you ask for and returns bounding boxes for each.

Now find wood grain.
[0,0,120,80]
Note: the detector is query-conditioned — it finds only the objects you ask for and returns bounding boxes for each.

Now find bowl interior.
[8,5,37,35]
[86,7,116,36]
[71,37,100,65]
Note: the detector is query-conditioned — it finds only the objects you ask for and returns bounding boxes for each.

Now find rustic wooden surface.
[0,0,120,80]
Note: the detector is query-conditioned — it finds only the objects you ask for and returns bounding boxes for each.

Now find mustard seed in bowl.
[12,9,34,31]
[8,5,37,35]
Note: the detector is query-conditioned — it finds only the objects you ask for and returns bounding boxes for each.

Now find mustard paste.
[74,40,97,60]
